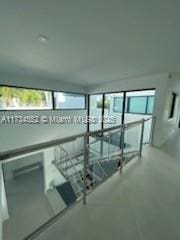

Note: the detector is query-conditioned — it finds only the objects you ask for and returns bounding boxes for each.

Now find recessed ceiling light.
[38,34,49,43]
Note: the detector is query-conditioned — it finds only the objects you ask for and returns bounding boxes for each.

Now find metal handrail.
[58,146,68,175]
[0,134,83,161]
[0,117,155,161]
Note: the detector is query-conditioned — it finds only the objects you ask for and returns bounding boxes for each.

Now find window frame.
[53,91,86,110]
[113,95,155,115]
[0,84,86,111]
[113,96,123,113]
[0,85,53,111]
[127,95,152,115]
[146,96,155,115]
[168,92,177,119]
[88,88,156,132]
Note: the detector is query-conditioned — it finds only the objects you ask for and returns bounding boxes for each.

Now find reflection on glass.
[104,93,123,128]
[124,90,155,123]
[128,96,147,114]
[54,92,85,109]
[89,94,103,131]
[0,86,52,110]
[147,96,154,114]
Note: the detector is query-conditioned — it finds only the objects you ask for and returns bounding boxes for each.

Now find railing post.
[139,119,145,157]
[83,134,88,205]
[108,132,111,161]
[120,124,125,173]
[150,116,156,146]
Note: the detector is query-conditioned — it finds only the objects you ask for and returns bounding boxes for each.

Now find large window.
[54,92,85,109]
[0,86,86,111]
[0,86,52,110]
[89,89,156,146]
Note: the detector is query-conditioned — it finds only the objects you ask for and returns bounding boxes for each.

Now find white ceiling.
[0,0,180,87]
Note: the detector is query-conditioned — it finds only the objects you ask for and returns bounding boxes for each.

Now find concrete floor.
[34,133,180,240]
[3,169,54,240]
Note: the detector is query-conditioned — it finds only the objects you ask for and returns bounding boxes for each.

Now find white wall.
[0,71,86,94]
[159,76,180,144]
[0,202,1,240]
[3,152,43,180]
[0,110,87,152]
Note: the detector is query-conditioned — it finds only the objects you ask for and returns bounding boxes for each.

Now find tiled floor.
[34,133,180,240]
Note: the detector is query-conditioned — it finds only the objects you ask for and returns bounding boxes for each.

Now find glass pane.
[88,129,122,188]
[54,92,85,109]
[0,86,52,110]
[123,123,142,162]
[2,136,85,240]
[147,96,154,114]
[89,94,103,131]
[113,97,123,112]
[125,90,155,124]
[104,93,123,128]
[129,96,147,114]
[124,90,155,144]
[143,118,152,143]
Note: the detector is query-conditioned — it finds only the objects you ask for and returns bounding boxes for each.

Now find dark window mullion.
[121,92,126,124]
[100,94,105,155]
[52,91,55,110]
[127,97,130,113]
[102,94,105,130]
[145,96,149,115]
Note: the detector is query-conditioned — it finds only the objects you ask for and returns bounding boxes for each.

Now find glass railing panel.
[1,135,85,240]
[143,118,152,144]
[87,128,122,191]
[123,122,142,163]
